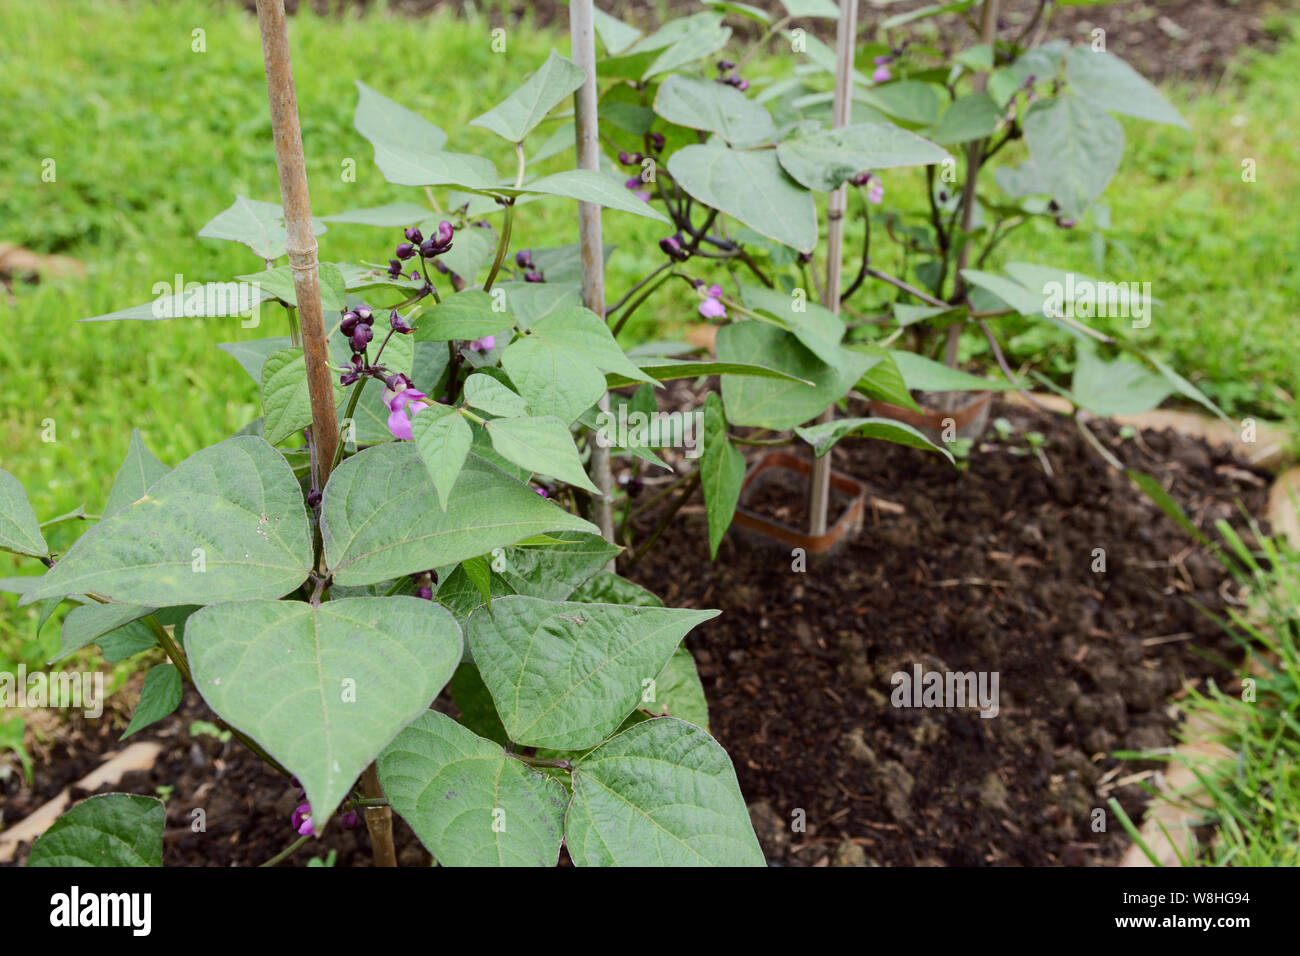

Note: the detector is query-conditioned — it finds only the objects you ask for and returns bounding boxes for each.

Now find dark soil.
[263,0,1293,83]
[622,392,1270,867]
[743,465,856,532]
[0,396,1268,866]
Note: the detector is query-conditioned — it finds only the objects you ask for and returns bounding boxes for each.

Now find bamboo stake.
[944,0,1000,385]
[254,0,395,867]
[807,0,859,537]
[570,0,617,562]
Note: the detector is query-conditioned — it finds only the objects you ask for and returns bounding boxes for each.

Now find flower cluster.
[515,248,544,284]
[659,234,690,262]
[716,59,749,92]
[694,281,726,320]
[850,171,885,205]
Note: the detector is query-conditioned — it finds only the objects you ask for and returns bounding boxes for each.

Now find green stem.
[483,202,515,293]
[260,833,311,868]
[331,379,367,472]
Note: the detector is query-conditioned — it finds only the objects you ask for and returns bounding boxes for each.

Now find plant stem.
[260,833,311,867]
[482,201,514,293]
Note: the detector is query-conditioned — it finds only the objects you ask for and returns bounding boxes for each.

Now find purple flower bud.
[618,150,632,165]
[416,585,433,600]
[735,78,750,92]
[389,310,413,334]
[648,132,665,152]
[515,249,533,268]
[659,235,689,262]
[874,54,893,66]
[534,486,549,498]
[306,489,322,508]
[292,803,315,837]
[340,311,359,336]
[524,271,545,283]
[404,227,423,243]
[396,242,416,260]
[469,334,495,352]
[849,171,871,187]
[341,369,360,386]
[437,220,454,245]
[717,59,735,72]
[356,305,373,325]
[387,258,403,277]
[385,373,411,391]
[340,810,360,830]
[351,324,373,352]
[1055,216,1076,229]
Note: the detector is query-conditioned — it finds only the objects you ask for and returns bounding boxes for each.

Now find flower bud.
[356,305,373,324]
[306,489,322,508]
[339,810,359,830]
[404,227,423,243]
[387,258,403,277]
[734,78,750,92]
[659,235,689,262]
[340,311,359,336]
[437,220,454,245]
[515,249,533,268]
[351,324,373,352]
[648,132,665,152]
[717,59,735,71]
[396,242,416,260]
[524,271,544,283]
[389,310,413,334]
[416,585,433,601]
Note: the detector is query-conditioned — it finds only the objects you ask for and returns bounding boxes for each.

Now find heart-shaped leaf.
[321,443,597,587]
[653,74,776,146]
[467,596,719,750]
[103,430,170,517]
[28,794,165,867]
[776,122,949,191]
[186,596,463,829]
[471,49,585,143]
[378,710,568,866]
[565,717,764,866]
[0,469,47,559]
[512,170,671,222]
[23,437,313,607]
[197,196,326,260]
[484,417,600,494]
[411,404,474,511]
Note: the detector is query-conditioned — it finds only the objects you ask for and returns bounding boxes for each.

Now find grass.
[1,0,1297,770]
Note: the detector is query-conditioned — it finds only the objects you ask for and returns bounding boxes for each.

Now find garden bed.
[0,396,1268,866]
[625,394,1269,866]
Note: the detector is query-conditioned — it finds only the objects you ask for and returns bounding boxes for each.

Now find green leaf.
[464,375,528,418]
[776,122,949,191]
[23,437,313,608]
[53,602,155,663]
[849,346,918,409]
[320,201,433,227]
[1069,347,1173,417]
[378,710,567,866]
[889,348,1019,391]
[235,262,347,313]
[461,555,494,606]
[740,284,846,369]
[958,268,1044,316]
[570,570,663,608]
[187,596,462,830]
[97,618,160,663]
[795,416,955,460]
[197,196,325,260]
[28,793,164,867]
[717,323,873,430]
[603,358,813,389]
[322,443,597,587]
[354,80,448,155]
[856,81,944,126]
[513,170,671,222]
[700,394,745,560]
[653,74,776,146]
[435,225,495,283]
[592,7,642,54]
[81,282,274,323]
[121,663,182,739]
[0,469,48,558]
[471,49,585,143]
[495,282,582,330]
[448,662,510,745]
[643,22,732,79]
[411,405,474,511]
[779,0,839,17]
[1065,48,1187,128]
[640,646,710,730]
[216,337,293,383]
[669,144,817,253]
[261,347,343,446]
[485,417,600,494]
[930,92,1000,145]
[103,429,170,517]
[467,596,719,750]
[502,307,653,424]
[1023,93,1124,217]
[413,289,514,342]
[566,717,764,866]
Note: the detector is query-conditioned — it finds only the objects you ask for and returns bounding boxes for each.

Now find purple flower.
[389,309,413,334]
[292,803,315,837]
[339,810,359,831]
[356,305,374,325]
[515,249,534,269]
[419,220,455,258]
[734,78,750,92]
[350,324,373,353]
[416,584,433,600]
[849,171,871,187]
[387,258,403,278]
[396,242,416,260]
[384,386,430,440]
[1055,216,1076,229]
[524,271,545,283]
[624,177,651,202]
[404,226,423,243]
[698,283,727,320]
[867,179,884,205]
[534,486,549,497]
[872,64,891,84]
[340,310,360,336]
[468,334,495,352]
[659,235,689,262]
[717,59,735,72]
[648,132,665,152]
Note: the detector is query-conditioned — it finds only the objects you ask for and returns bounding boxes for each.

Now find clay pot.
[732,450,866,555]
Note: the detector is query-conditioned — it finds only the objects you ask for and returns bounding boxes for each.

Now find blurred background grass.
[1,0,1297,689]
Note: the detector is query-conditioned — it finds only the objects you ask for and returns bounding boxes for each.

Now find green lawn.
[2,0,1297,694]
